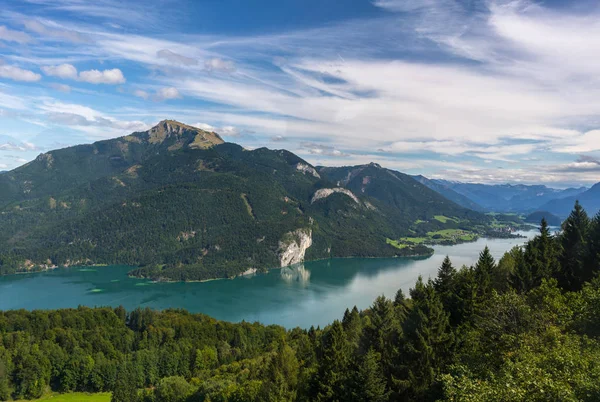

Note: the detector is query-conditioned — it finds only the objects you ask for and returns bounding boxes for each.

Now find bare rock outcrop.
[311,188,359,204]
[278,228,312,267]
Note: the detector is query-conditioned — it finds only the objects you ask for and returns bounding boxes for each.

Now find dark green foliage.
[399,277,453,400]
[558,201,590,290]
[350,349,388,402]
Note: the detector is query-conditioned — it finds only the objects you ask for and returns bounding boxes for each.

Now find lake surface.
[0,230,538,328]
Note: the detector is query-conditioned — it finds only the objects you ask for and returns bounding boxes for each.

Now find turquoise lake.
[0,230,537,328]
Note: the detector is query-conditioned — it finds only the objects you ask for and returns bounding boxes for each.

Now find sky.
[1,0,600,187]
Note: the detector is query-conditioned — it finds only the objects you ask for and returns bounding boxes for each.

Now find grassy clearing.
[17,392,111,402]
[389,228,477,249]
[414,219,427,224]
[427,229,477,241]
[433,215,459,224]
[386,238,407,249]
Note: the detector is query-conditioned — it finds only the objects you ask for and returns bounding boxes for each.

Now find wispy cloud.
[0,25,32,43]
[0,65,41,82]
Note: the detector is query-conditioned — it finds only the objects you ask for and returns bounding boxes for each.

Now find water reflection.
[280,264,310,286]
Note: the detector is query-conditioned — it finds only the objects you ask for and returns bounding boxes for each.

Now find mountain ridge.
[1,120,476,280]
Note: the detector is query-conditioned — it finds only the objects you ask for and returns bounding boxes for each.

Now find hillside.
[541,183,600,218]
[316,164,504,248]
[0,120,482,281]
[525,211,563,226]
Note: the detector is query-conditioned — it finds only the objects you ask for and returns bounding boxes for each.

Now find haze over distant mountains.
[414,176,590,216]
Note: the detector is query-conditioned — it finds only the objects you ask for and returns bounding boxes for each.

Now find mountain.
[412,175,485,211]
[541,183,600,218]
[524,211,563,226]
[1,120,479,281]
[425,180,587,213]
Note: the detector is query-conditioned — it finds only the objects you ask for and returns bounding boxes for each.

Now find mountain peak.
[139,119,225,149]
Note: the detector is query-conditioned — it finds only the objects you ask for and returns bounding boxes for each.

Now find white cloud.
[0,65,41,82]
[0,25,32,43]
[133,89,149,99]
[204,58,236,73]
[78,68,125,84]
[41,63,78,79]
[154,87,181,101]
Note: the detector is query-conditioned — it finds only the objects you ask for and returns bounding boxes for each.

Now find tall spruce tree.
[361,296,400,388]
[585,213,600,281]
[350,349,389,402]
[508,246,532,293]
[558,201,591,291]
[399,277,453,400]
[434,256,457,312]
[523,218,560,289]
[474,246,496,296]
[314,320,351,402]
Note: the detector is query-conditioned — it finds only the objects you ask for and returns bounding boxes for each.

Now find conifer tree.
[342,306,362,350]
[361,296,400,387]
[507,246,532,293]
[474,246,496,296]
[394,288,409,322]
[558,201,591,290]
[351,349,388,402]
[585,213,600,280]
[314,320,351,401]
[434,256,457,311]
[399,277,453,399]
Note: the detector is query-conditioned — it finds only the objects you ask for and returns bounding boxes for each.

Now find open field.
[16,392,111,402]
[388,228,477,249]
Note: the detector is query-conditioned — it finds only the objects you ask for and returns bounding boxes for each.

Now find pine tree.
[342,306,362,350]
[434,256,456,294]
[393,288,409,322]
[399,277,453,399]
[361,296,400,388]
[584,213,600,281]
[351,349,389,402]
[434,256,457,311]
[508,246,532,293]
[314,320,351,402]
[474,246,496,296]
[558,201,591,291]
[521,218,560,290]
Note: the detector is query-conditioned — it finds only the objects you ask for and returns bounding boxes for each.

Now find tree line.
[1,201,600,401]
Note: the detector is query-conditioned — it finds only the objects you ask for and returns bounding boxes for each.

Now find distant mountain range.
[541,183,600,218]
[413,177,588,214]
[0,120,485,281]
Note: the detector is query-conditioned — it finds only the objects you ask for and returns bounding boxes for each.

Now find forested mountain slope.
[1,204,600,402]
[0,121,484,280]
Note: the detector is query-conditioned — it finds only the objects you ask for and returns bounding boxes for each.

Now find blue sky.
[1,0,600,187]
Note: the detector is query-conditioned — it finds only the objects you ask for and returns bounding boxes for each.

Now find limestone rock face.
[295,163,321,179]
[278,228,312,267]
[311,188,359,204]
